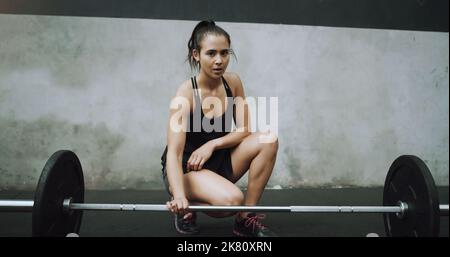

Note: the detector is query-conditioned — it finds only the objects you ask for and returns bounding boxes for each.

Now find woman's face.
[194,34,231,79]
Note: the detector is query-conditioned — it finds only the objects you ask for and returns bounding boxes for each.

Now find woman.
[161,20,278,237]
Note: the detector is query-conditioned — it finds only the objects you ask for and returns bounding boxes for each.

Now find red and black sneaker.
[174,212,200,235]
[233,213,277,237]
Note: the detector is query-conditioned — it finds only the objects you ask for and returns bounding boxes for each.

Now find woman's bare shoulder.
[223,72,244,96]
[174,79,193,97]
[168,79,194,112]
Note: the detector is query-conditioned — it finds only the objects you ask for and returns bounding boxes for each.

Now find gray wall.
[0,14,448,190]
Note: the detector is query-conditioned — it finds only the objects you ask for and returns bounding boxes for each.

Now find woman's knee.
[203,190,243,218]
[215,189,244,206]
[257,131,279,155]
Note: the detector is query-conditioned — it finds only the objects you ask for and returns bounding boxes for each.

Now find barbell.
[0,150,448,237]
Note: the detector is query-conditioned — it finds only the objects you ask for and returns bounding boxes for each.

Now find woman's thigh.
[229,131,274,183]
[182,169,244,206]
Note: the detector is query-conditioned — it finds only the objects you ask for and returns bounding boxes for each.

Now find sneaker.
[233,213,277,237]
[174,212,200,235]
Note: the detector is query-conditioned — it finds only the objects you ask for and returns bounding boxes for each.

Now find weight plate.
[32,150,85,236]
[383,155,440,237]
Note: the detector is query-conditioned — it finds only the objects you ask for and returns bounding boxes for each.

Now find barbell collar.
[440,204,449,216]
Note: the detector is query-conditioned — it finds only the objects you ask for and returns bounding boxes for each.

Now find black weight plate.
[32,150,84,236]
[383,155,440,237]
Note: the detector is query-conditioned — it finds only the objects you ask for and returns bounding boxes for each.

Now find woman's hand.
[187,141,216,171]
[166,196,190,216]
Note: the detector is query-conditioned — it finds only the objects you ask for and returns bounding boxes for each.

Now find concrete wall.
[0,14,448,190]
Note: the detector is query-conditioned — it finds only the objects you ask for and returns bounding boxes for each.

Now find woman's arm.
[165,81,191,214]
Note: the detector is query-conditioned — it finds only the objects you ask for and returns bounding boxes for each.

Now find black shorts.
[161,147,234,197]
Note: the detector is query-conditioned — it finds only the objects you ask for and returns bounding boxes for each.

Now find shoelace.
[244,214,267,232]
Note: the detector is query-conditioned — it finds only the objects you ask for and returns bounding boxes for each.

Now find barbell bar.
[0,150,448,237]
[1,198,447,215]
[66,201,407,214]
[0,198,409,213]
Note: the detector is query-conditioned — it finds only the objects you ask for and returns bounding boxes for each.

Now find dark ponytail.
[187,20,234,71]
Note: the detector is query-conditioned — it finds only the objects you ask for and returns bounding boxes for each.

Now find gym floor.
[0,187,448,237]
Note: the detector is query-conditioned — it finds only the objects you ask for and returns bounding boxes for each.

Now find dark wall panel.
[0,0,448,32]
